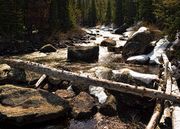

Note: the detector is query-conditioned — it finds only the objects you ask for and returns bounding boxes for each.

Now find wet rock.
[90,36,96,40]
[0,85,70,125]
[122,31,154,59]
[108,46,123,54]
[0,64,26,84]
[39,44,57,53]
[114,23,128,34]
[67,46,99,63]
[55,89,76,100]
[99,95,117,116]
[70,92,97,119]
[100,38,116,47]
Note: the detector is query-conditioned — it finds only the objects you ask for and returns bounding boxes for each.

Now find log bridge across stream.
[0,53,180,129]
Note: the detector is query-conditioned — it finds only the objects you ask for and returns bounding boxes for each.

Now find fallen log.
[160,53,172,125]
[159,77,172,125]
[146,84,163,129]
[1,58,180,103]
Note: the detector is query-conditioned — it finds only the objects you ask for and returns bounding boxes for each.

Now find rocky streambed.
[0,24,177,129]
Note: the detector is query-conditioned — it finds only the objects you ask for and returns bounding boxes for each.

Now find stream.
[0,26,161,129]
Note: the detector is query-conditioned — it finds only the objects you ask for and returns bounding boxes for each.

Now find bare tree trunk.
[1,58,180,103]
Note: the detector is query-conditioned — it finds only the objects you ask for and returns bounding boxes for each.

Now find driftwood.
[146,84,163,129]
[35,74,47,88]
[160,77,172,125]
[160,53,172,125]
[1,58,180,103]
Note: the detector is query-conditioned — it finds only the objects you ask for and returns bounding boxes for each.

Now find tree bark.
[1,58,180,103]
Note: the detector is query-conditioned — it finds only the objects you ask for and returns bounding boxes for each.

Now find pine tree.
[88,0,97,26]
[105,0,112,25]
[114,0,123,27]
[0,0,24,39]
[137,0,155,22]
[49,0,59,31]
[57,0,75,31]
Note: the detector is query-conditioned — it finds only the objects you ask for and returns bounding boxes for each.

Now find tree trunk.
[1,58,180,103]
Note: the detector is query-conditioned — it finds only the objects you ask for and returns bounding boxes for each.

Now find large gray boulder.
[67,46,99,63]
[0,85,70,125]
[122,30,154,60]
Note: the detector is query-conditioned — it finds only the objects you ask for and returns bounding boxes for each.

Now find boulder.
[89,86,108,104]
[108,46,123,54]
[99,95,117,116]
[114,23,128,34]
[55,89,76,100]
[67,46,99,63]
[0,64,26,84]
[90,36,96,40]
[39,44,57,53]
[122,31,154,59]
[0,85,70,125]
[100,38,116,47]
[70,92,97,119]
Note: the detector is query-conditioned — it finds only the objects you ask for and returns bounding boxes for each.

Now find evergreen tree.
[137,0,155,22]
[49,0,59,31]
[0,0,24,39]
[114,0,123,26]
[105,0,112,25]
[88,0,97,26]
[57,0,75,31]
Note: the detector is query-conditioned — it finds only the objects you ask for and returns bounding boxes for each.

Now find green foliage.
[137,0,155,22]
[0,0,24,39]
[114,0,123,26]
[57,0,75,31]
[88,0,97,26]
[105,0,113,25]
[153,0,180,40]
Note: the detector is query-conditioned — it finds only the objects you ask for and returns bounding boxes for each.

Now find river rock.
[99,95,117,116]
[55,89,76,100]
[90,36,96,40]
[39,44,57,53]
[67,46,99,63]
[114,23,128,34]
[100,38,116,47]
[108,46,123,53]
[0,64,26,84]
[122,31,154,59]
[0,85,70,125]
[70,92,97,119]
